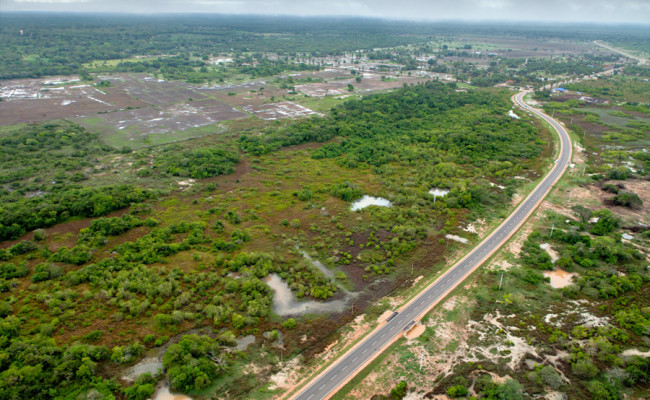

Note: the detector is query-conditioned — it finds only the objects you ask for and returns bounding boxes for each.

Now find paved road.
[293,91,572,400]
[593,40,647,65]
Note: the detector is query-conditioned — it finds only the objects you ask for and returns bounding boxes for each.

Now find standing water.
[154,384,192,400]
[351,195,392,211]
[299,249,335,280]
[121,358,163,382]
[429,188,449,200]
[265,274,350,315]
[543,269,576,289]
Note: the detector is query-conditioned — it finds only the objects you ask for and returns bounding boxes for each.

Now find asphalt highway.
[293,90,572,400]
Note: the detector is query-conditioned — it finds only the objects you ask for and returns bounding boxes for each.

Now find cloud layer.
[3,0,650,23]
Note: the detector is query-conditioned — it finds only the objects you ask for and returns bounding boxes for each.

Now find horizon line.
[1,11,650,27]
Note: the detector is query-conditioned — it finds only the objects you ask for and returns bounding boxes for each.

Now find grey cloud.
[2,0,650,23]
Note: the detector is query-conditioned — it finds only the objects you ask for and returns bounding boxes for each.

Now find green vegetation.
[5,15,649,399]
[0,80,554,398]
[163,334,231,392]
[154,146,240,179]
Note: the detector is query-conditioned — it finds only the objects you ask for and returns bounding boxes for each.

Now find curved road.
[293,91,572,400]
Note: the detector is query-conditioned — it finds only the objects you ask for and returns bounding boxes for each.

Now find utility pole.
[419,349,424,372]
[411,263,414,275]
[498,273,504,290]
[568,190,573,203]
[550,223,555,238]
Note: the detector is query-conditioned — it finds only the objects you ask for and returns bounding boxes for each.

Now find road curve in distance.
[292,90,572,400]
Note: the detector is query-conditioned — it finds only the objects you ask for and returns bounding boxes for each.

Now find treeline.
[103,54,320,84]
[154,146,240,179]
[240,81,542,173]
[0,14,428,79]
[0,185,151,241]
[0,122,111,185]
[3,13,649,79]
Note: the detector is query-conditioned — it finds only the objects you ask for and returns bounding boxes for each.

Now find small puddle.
[299,249,335,280]
[263,330,285,348]
[234,335,256,351]
[121,357,163,382]
[429,188,450,198]
[543,269,576,289]
[265,274,350,316]
[445,234,468,244]
[351,195,392,211]
[154,383,192,400]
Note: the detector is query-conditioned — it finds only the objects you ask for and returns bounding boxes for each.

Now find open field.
[432,35,607,58]
[242,101,320,120]
[0,65,446,150]
[0,76,148,125]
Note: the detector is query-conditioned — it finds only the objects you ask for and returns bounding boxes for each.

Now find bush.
[9,240,37,256]
[156,146,240,179]
[289,219,301,229]
[590,209,619,236]
[31,263,63,282]
[33,229,47,241]
[573,358,599,379]
[390,380,408,399]
[606,167,632,180]
[447,384,468,398]
[330,182,363,202]
[163,334,227,393]
[294,188,313,201]
[609,192,643,209]
[602,183,620,194]
[283,318,296,329]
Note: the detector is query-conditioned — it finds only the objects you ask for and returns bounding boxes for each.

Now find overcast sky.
[2,0,650,24]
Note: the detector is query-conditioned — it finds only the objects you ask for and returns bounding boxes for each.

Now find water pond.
[351,195,392,211]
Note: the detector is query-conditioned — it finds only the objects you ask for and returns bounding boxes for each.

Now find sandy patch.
[412,275,424,286]
[403,392,427,400]
[545,391,569,400]
[539,243,560,263]
[487,258,513,271]
[269,313,373,397]
[378,310,395,323]
[406,324,426,340]
[178,179,196,189]
[387,296,404,309]
[268,356,303,391]
[621,348,650,358]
